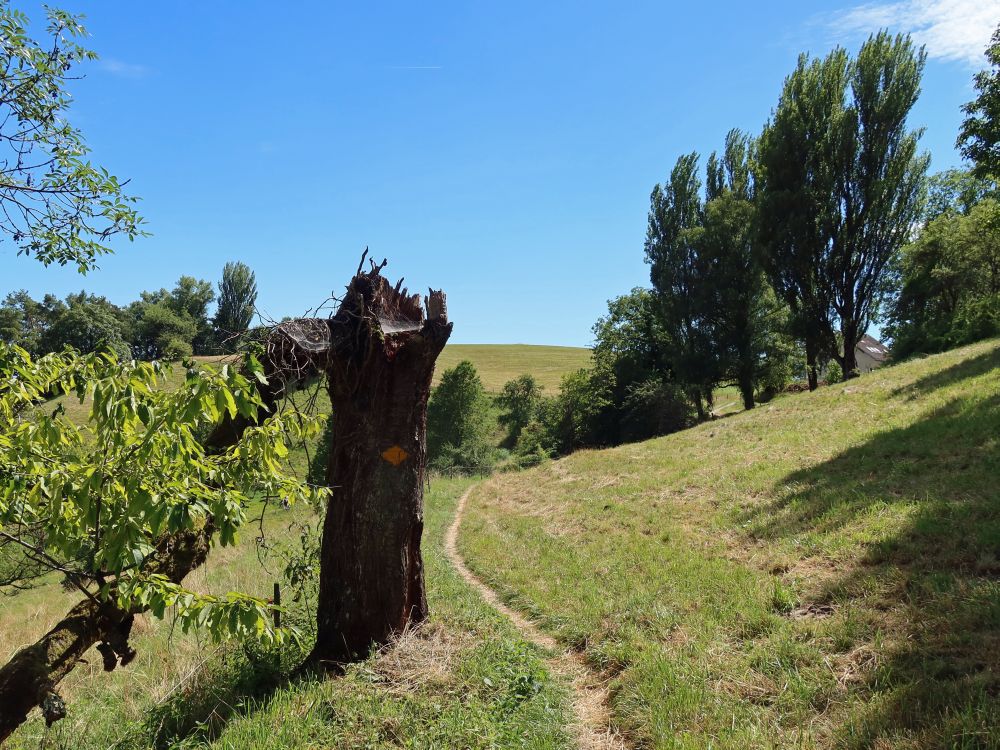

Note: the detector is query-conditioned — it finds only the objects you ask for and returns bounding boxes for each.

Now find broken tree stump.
[274,259,452,665]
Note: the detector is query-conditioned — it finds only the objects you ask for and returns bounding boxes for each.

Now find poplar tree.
[645,153,716,418]
[758,33,927,380]
[213,261,258,351]
[757,51,844,389]
[827,32,927,375]
[699,130,791,409]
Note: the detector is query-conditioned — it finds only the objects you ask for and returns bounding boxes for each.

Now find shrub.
[427,361,499,475]
[826,361,844,384]
[160,335,193,360]
[619,379,695,442]
[512,418,553,468]
[547,365,615,453]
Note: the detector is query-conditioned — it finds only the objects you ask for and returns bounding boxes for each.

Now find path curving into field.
[445,486,626,750]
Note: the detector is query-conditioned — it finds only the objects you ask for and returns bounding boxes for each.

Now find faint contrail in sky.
[384,65,443,70]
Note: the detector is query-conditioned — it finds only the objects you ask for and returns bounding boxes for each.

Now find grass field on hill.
[435,344,591,392]
[2,478,573,749]
[51,344,591,428]
[459,339,1000,749]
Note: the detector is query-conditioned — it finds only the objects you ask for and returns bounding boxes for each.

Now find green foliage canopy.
[698,130,794,408]
[958,24,1000,179]
[40,294,130,359]
[427,360,498,474]
[758,33,928,377]
[644,152,718,416]
[0,3,144,271]
[886,198,1000,356]
[0,346,326,641]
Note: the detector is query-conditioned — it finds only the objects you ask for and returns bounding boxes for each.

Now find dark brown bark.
[309,263,451,665]
[691,388,706,421]
[0,369,287,744]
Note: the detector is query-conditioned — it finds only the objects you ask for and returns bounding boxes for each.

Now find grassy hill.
[49,344,590,427]
[459,338,1000,748]
[435,344,591,392]
[6,340,996,748]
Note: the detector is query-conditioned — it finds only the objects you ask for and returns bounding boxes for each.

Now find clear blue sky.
[1,0,996,346]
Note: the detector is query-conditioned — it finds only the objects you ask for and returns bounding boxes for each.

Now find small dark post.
[273,582,281,629]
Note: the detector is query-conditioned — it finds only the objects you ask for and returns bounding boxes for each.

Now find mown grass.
[459,338,1000,749]
[2,477,574,749]
[435,344,591,392]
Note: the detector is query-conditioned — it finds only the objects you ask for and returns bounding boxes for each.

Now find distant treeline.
[0,261,258,360]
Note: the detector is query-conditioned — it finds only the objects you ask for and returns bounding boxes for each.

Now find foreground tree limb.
[0,526,213,743]
[0,362,290,745]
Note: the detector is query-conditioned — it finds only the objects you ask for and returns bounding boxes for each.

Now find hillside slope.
[435,344,591,392]
[460,339,1000,749]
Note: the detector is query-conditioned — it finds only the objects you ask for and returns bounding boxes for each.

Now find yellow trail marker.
[382,445,409,466]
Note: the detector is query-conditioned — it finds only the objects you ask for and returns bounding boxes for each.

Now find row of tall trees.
[642,31,928,415]
[0,261,259,359]
[428,27,1000,466]
[882,24,1000,354]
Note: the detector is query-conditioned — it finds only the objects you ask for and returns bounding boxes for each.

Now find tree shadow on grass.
[889,345,1000,400]
[743,387,1000,746]
[131,642,314,749]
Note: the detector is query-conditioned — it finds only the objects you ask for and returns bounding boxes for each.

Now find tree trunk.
[841,321,860,379]
[738,372,755,410]
[691,387,706,421]
[309,263,451,666]
[806,337,819,391]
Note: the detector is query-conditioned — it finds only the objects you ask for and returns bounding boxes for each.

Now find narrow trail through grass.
[447,485,627,750]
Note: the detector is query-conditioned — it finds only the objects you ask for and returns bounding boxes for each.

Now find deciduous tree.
[0,7,318,738]
[958,23,1000,179]
[214,261,258,352]
[699,131,792,408]
[758,33,928,380]
[645,153,717,417]
[427,360,497,473]
[757,51,843,389]
[886,198,1000,356]
[826,32,928,376]
[0,2,143,271]
[496,374,543,447]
